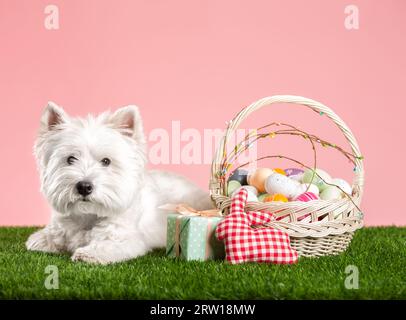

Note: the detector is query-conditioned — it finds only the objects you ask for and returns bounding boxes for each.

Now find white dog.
[26,102,212,264]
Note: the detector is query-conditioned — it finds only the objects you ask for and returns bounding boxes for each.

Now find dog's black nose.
[76,181,93,196]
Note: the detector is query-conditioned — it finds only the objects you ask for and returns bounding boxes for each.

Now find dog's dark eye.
[67,156,78,165]
[101,158,111,167]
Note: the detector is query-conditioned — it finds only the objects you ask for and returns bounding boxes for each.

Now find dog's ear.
[40,102,69,134]
[109,105,146,144]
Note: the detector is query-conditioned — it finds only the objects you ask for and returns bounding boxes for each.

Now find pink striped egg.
[295,192,319,202]
[295,192,318,221]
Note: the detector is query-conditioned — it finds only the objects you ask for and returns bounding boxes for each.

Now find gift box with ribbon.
[161,204,225,261]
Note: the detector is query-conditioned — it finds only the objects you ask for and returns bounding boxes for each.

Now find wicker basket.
[209,95,364,257]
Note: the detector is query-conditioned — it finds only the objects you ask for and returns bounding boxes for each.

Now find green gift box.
[166,213,225,261]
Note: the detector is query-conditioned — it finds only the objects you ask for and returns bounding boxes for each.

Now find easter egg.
[264,193,289,203]
[247,168,274,193]
[285,168,304,182]
[297,183,320,196]
[285,168,304,177]
[241,185,259,196]
[331,178,352,196]
[265,173,302,199]
[246,193,259,202]
[228,169,249,185]
[302,168,332,191]
[273,168,286,175]
[227,180,241,196]
[295,192,319,221]
[232,186,259,202]
[258,193,271,202]
[295,192,319,202]
[320,186,342,200]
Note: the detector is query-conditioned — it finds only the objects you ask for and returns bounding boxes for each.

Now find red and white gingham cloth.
[216,189,299,264]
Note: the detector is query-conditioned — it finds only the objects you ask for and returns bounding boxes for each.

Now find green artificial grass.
[0,227,405,299]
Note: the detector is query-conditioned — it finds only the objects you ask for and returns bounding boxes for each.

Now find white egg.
[331,178,352,196]
[246,193,259,202]
[320,186,342,200]
[265,173,301,199]
[241,185,259,196]
[297,183,320,196]
[232,186,259,202]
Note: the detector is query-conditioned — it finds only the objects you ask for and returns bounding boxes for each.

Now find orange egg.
[247,168,273,193]
[273,168,286,175]
[263,193,289,203]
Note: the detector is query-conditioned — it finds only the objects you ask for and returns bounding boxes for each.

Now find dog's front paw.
[26,229,59,253]
[71,247,109,265]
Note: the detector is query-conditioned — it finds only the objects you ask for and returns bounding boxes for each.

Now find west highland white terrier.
[26,102,213,264]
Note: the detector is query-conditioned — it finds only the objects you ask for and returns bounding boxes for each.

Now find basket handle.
[209,95,365,203]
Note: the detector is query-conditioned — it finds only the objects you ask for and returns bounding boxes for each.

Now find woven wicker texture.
[209,95,364,257]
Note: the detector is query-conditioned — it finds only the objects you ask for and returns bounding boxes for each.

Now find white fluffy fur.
[26,102,212,264]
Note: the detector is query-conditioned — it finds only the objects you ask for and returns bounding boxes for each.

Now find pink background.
[1,0,405,226]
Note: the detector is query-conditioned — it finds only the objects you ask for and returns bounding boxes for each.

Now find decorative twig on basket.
[220,122,360,172]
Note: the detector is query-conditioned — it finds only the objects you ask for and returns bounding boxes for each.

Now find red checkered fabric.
[216,189,298,264]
